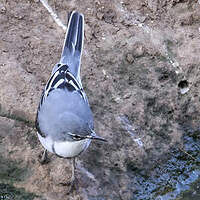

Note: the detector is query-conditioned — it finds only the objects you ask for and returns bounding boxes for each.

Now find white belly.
[37,133,91,158]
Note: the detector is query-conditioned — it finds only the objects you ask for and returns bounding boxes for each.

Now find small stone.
[126,53,134,63]
[114,97,121,103]
[96,12,104,20]
[178,80,189,94]
[133,43,145,58]
[0,5,6,13]
[112,96,121,104]
[21,34,30,39]
[103,9,117,24]
[122,18,133,26]
[147,0,158,12]
[180,87,189,94]
[123,92,132,99]
[14,14,25,20]
[136,15,146,23]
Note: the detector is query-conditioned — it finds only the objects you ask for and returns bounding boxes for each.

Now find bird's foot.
[38,149,50,165]
[60,176,78,194]
[59,157,77,193]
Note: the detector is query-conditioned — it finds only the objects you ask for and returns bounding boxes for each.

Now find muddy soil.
[0,0,200,200]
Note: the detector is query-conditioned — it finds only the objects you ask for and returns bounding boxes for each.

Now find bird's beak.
[90,135,107,142]
[89,130,107,142]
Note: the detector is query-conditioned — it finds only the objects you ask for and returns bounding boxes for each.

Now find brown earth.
[0,0,200,200]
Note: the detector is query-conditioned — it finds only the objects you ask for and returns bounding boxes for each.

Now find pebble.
[0,5,6,13]
[126,53,134,63]
[96,12,104,20]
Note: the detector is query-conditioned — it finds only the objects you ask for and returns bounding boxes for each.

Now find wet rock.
[0,184,36,200]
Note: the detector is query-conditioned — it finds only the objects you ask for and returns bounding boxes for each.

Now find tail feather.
[64,12,79,53]
[59,11,84,84]
[75,15,83,52]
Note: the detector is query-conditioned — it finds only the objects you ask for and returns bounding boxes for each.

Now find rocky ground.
[0,0,200,199]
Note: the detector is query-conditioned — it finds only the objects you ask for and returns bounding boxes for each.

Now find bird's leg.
[67,157,76,185]
[71,157,76,184]
[65,157,76,193]
[38,149,48,164]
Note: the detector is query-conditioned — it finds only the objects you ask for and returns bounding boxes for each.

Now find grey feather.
[35,11,106,148]
[37,88,94,141]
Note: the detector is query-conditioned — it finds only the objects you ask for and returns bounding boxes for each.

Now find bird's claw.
[59,176,78,194]
[38,149,50,165]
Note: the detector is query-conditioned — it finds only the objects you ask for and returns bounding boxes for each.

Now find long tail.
[60,11,84,84]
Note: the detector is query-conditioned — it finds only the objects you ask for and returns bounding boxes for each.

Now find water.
[131,128,200,200]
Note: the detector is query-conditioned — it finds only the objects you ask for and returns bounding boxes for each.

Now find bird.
[35,11,106,189]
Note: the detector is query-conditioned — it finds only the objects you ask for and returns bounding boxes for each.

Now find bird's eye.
[72,135,82,140]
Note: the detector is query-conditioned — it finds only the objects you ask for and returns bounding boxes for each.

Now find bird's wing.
[39,64,87,108]
[35,63,88,138]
